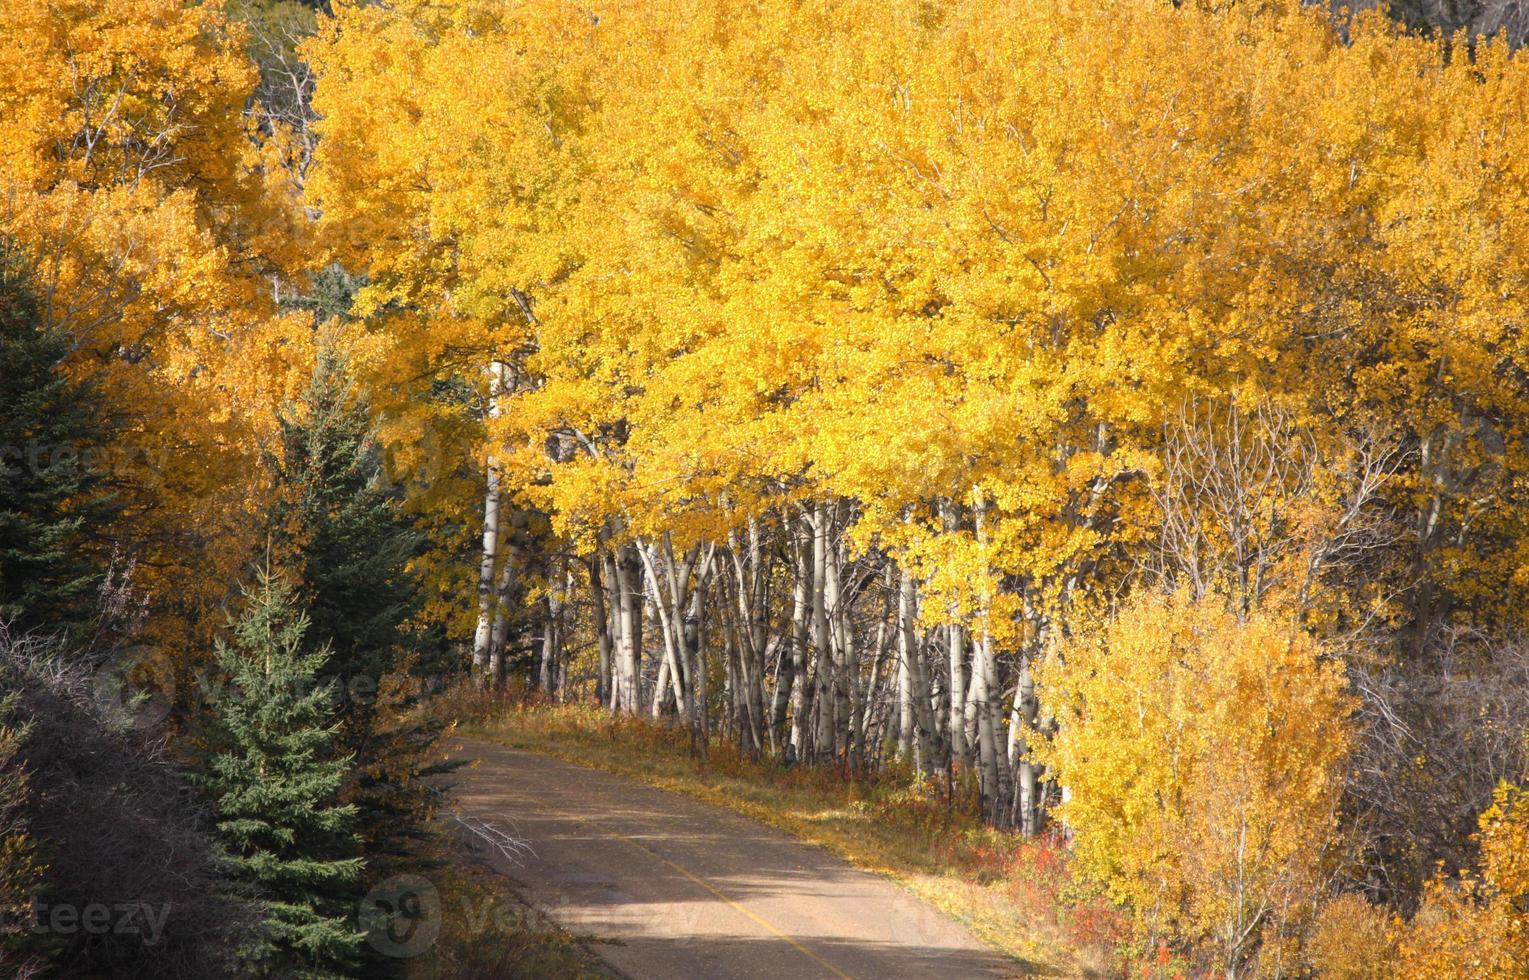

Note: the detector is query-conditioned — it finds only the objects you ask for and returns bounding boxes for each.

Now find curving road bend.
[446,739,1018,980]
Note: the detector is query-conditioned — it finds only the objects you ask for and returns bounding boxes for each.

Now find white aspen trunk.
[688,565,710,756]
[771,580,802,755]
[1009,592,1051,834]
[471,361,506,682]
[809,505,832,761]
[860,583,893,763]
[897,634,914,762]
[667,540,702,713]
[855,627,880,766]
[971,629,1003,821]
[652,658,671,718]
[601,551,623,711]
[540,563,564,695]
[832,550,860,770]
[939,499,969,769]
[722,609,740,745]
[947,622,969,769]
[970,488,1005,820]
[639,538,696,720]
[787,521,812,759]
[613,545,643,714]
[963,664,981,752]
[540,565,556,694]
[897,566,937,772]
[812,505,840,761]
[1009,660,1039,835]
[745,522,769,748]
[727,525,768,758]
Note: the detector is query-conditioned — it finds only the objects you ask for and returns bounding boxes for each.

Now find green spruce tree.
[273,346,427,704]
[0,247,113,637]
[271,344,458,889]
[200,570,364,979]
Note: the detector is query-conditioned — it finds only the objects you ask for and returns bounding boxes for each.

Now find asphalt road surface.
[447,739,1018,979]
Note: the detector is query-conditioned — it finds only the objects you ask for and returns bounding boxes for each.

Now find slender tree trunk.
[1007,647,1041,835]
[897,565,936,772]
[727,526,768,759]
[939,500,969,770]
[963,656,981,759]
[897,638,913,763]
[639,538,696,720]
[488,552,514,688]
[970,489,1005,820]
[591,557,612,707]
[722,599,742,749]
[947,622,969,769]
[602,551,624,710]
[653,658,671,717]
[689,568,709,758]
[540,563,564,695]
[811,504,834,761]
[970,628,1004,823]
[613,545,643,714]
[471,361,506,683]
[787,521,812,759]
[859,593,892,765]
[834,555,861,772]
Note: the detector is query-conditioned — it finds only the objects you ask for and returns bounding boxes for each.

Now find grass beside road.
[400,816,615,980]
[450,696,1129,978]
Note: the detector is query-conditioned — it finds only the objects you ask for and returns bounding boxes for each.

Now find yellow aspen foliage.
[0,0,314,643]
[1037,592,1354,971]
[302,0,595,501]
[306,0,1529,662]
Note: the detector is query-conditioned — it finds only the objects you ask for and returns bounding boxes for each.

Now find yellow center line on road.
[612,832,856,980]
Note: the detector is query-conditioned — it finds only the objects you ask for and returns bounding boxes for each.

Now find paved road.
[447,739,1018,980]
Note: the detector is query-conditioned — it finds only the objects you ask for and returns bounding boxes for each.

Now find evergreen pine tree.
[271,345,458,888]
[273,346,427,706]
[200,570,364,979]
[0,247,113,636]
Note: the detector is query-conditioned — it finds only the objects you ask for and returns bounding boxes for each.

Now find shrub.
[1038,592,1355,974]
[1,626,255,978]
[1307,893,1397,979]
[0,685,43,978]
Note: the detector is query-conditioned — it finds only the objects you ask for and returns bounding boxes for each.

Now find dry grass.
[400,817,615,980]
[447,692,1132,978]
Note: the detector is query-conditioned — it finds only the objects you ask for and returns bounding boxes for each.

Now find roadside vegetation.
[399,820,612,980]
